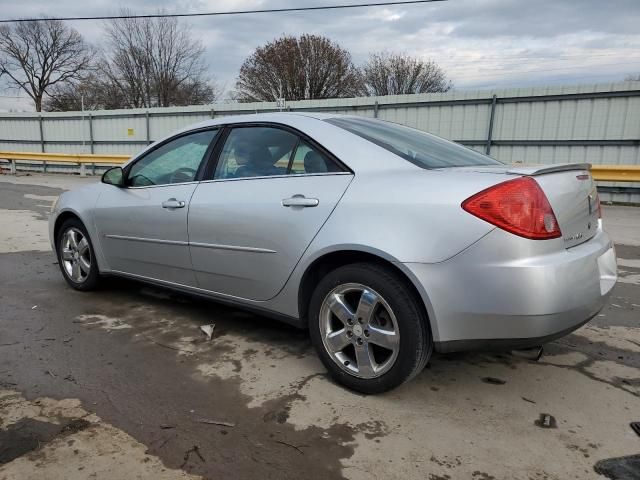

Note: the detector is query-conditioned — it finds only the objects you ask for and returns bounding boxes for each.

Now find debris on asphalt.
[31,305,37,310]
[62,337,73,343]
[195,417,235,427]
[481,376,506,385]
[522,397,536,404]
[200,323,215,341]
[534,413,557,429]
[159,424,175,430]
[631,422,640,437]
[45,370,57,378]
[274,440,308,455]
[181,445,205,468]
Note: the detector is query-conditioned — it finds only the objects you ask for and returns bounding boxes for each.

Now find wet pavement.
[1,174,639,480]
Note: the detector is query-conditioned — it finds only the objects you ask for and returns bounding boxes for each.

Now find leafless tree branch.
[0,18,93,111]
[362,52,451,96]
[235,34,364,102]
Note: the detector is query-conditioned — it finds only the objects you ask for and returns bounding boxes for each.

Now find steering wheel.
[170,167,197,184]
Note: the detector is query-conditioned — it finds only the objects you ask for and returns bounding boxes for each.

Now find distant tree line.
[0,15,452,112]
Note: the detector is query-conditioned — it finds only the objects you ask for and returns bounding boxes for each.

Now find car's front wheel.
[56,218,101,291]
[309,263,432,394]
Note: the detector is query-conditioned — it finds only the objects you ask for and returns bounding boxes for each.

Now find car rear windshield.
[326,117,503,169]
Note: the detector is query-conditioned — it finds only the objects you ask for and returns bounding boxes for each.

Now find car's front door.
[94,128,219,285]
[188,125,353,301]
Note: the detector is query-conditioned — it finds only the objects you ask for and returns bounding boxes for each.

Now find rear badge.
[564,232,584,242]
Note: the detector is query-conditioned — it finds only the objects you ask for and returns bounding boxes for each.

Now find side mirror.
[102,166,125,187]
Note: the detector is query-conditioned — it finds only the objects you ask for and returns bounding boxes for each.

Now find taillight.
[462,177,561,240]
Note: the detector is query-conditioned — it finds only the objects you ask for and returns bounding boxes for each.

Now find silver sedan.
[49,113,617,393]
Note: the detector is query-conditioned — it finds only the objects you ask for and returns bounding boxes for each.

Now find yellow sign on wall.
[127,128,135,136]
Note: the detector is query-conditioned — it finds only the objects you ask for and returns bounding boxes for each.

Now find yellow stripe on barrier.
[0,151,130,164]
[590,165,640,183]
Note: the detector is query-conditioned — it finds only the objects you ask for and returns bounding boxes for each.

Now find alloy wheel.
[61,227,91,283]
[319,283,400,379]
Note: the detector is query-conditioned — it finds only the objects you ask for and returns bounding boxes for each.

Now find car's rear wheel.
[56,218,100,291]
[309,262,432,393]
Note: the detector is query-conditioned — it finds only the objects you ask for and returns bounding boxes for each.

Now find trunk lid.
[446,163,599,248]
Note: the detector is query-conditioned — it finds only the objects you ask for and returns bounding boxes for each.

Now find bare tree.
[235,34,363,102]
[362,52,451,96]
[100,11,217,108]
[43,73,126,111]
[0,18,93,111]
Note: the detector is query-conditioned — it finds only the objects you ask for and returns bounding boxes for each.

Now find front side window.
[326,117,503,169]
[127,129,218,187]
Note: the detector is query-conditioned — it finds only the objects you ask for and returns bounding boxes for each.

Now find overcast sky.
[1,0,640,111]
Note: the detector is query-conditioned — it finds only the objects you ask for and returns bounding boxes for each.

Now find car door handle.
[282,195,319,208]
[162,198,186,209]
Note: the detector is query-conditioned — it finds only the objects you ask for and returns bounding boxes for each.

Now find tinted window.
[326,117,503,168]
[215,127,298,180]
[128,129,218,187]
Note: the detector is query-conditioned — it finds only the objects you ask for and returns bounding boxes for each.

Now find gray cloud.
[1,0,640,110]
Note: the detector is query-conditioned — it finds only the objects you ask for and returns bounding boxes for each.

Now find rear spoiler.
[507,163,592,176]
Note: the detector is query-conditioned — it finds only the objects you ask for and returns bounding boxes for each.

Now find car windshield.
[326,116,503,169]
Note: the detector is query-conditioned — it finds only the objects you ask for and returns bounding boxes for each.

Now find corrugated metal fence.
[1,81,639,201]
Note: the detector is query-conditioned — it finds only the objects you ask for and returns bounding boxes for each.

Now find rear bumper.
[404,225,617,352]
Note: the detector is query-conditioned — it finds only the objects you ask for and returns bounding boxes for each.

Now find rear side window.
[214,126,344,180]
[326,117,503,169]
[215,127,297,179]
[290,140,342,174]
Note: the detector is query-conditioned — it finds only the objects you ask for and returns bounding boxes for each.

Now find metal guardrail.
[590,165,640,182]
[0,151,130,176]
[0,151,639,182]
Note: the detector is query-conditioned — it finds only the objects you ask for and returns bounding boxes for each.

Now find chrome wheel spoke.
[79,256,91,274]
[68,230,79,250]
[367,325,399,351]
[355,289,378,324]
[325,329,351,353]
[62,248,74,261]
[77,237,89,255]
[328,293,354,325]
[354,342,376,377]
[71,261,82,281]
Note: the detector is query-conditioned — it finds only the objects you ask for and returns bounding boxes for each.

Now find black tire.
[308,262,432,394]
[55,218,101,291]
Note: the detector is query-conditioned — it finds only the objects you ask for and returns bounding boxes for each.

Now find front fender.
[49,183,108,272]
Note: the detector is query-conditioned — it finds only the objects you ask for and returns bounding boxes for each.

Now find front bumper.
[404,226,617,353]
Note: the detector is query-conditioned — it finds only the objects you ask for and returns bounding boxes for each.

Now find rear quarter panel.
[308,168,508,264]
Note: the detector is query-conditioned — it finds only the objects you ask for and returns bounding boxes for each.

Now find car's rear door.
[94,128,219,286]
[188,124,353,301]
